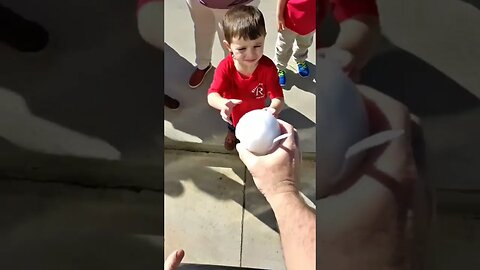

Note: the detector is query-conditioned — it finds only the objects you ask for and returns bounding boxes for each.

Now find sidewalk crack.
[239,165,247,267]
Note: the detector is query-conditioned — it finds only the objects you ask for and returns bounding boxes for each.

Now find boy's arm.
[207,92,229,110]
[208,92,242,124]
[268,98,284,117]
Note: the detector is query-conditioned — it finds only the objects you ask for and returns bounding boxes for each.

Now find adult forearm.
[268,192,316,270]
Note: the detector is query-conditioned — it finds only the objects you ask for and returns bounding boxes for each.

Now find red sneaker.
[224,129,238,151]
[188,64,212,89]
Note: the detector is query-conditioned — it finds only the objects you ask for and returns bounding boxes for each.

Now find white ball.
[235,109,281,155]
[316,54,370,197]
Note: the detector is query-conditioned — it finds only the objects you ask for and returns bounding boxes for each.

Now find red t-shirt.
[317,0,379,47]
[284,0,317,35]
[208,55,284,127]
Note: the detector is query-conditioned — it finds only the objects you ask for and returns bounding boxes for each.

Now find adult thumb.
[236,143,257,168]
[164,249,185,270]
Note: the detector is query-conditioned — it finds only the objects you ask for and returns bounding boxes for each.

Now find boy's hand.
[317,46,361,82]
[263,107,278,117]
[220,99,242,125]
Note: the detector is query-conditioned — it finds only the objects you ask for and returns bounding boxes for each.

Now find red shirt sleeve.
[207,58,230,97]
[330,0,379,22]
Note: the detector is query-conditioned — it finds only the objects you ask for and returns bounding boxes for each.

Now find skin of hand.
[316,86,432,270]
[164,249,185,270]
[220,99,242,125]
[207,93,242,125]
[276,0,287,32]
[236,120,316,270]
[264,97,284,117]
[319,15,380,82]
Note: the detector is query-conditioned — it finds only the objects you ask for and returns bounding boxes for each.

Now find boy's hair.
[223,6,266,43]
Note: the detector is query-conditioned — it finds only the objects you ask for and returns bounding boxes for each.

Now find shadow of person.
[0,0,167,161]
[164,151,246,205]
[0,231,163,270]
[361,44,480,117]
[0,190,163,270]
[460,0,480,10]
[278,103,316,129]
[281,60,316,94]
[164,44,231,142]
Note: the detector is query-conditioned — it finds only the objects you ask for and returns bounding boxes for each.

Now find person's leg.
[293,31,314,77]
[212,9,229,57]
[186,0,215,69]
[0,3,49,52]
[274,28,296,86]
[186,0,215,88]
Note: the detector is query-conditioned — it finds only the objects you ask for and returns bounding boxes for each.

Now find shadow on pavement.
[361,41,480,117]
[164,152,245,206]
[279,103,316,129]
[281,60,316,94]
[461,0,480,10]
[0,0,166,161]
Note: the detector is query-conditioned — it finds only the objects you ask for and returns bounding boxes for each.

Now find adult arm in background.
[317,85,432,270]
[318,0,381,81]
[237,121,316,270]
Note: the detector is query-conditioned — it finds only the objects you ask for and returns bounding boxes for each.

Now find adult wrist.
[265,187,301,211]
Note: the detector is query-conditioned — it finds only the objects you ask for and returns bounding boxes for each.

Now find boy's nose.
[247,48,257,57]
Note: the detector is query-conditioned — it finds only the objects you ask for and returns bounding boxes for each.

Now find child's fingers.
[220,110,231,124]
[228,99,243,106]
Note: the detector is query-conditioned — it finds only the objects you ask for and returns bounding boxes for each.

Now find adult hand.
[220,99,242,125]
[237,120,315,270]
[236,119,301,202]
[164,249,185,270]
[316,86,431,269]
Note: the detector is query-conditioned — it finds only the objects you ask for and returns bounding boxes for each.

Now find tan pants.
[274,28,314,70]
[185,0,260,69]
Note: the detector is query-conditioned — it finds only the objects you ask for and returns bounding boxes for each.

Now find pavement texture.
[0,0,478,269]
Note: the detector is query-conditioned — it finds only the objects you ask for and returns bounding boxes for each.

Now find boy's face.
[224,35,265,67]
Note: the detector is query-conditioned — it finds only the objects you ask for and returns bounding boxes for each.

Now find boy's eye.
[237,48,246,51]
[254,45,262,48]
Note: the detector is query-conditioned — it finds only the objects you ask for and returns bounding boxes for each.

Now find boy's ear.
[223,40,232,52]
